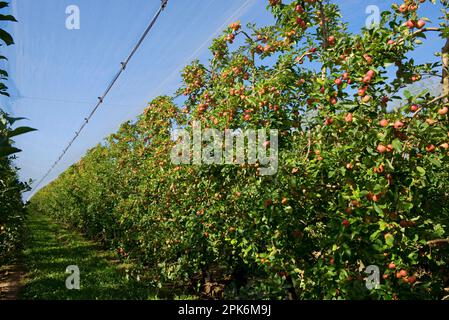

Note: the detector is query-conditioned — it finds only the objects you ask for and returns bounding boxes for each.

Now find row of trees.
[0,2,33,265]
[32,0,449,299]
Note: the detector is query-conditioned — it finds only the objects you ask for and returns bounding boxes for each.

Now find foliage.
[0,2,32,265]
[32,0,449,299]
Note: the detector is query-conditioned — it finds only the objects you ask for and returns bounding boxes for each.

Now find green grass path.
[19,211,152,300]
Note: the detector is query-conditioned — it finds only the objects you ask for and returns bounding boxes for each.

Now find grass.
[19,211,155,300]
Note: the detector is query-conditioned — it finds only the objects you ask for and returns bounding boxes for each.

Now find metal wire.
[30,0,168,195]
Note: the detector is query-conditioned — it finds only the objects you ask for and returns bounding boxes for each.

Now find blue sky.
[0,0,444,197]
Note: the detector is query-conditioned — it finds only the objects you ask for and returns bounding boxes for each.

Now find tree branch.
[411,93,449,118]
[427,238,449,247]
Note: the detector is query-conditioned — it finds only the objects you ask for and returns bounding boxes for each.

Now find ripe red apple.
[342,72,349,80]
[374,164,385,174]
[362,95,372,103]
[295,4,304,13]
[363,54,373,64]
[410,104,419,112]
[377,144,387,154]
[363,75,372,84]
[334,78,342,86]
[379,119,389,127]
[328,35,336,46]
[389,263,396,270]
[342,219,350,227]
[296,17,306,28]
[406,20,415,29]
[387,39,395,45]
[366,70,375,78]
[416,20,426,29]
[438,107,448,115]
[394,121,404,129]
[399,269,407,277]
[408,275,417,284]
[440,143,449,150]
[358,87,367,97]
[426,144,436,152]
[229,21,241,31]
[345,113,353,122]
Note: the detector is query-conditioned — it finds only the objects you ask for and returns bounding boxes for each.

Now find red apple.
[377,144,387,154]
[406,20,415,29]
[363,54,373,64]
[440,143,449,150]
[408,275,417,284]
[295,4,304,13]
[379,119,389,127]
[416,20,426,29]
[345,113,353,122]
[394,121,404,129]
[438,107,448,115]
[426,144,436,152]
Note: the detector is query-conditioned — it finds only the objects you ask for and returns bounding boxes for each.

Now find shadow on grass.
[19,212,154,300]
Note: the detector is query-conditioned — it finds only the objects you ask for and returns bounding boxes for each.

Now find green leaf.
[392,139,402,153]
[416,166,426,176]
[0,28,14,45]
[385,233,394,247]
[5,116,27,125]
[374,203,383,215]
[370,230,381,242]
[0,14,17,22]
[8,126,37,138]
[428,157,441,167]
[0,146,21,157]
[403,90,412,99]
